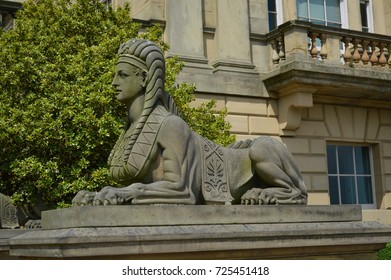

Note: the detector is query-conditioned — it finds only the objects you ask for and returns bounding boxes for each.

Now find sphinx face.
[112,62,146,103]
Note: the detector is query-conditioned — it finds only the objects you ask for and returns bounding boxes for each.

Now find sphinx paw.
[258,189,277,205]
[241,188,277,205]
[241,188,263,205]
[72,190,97,206]
[92,186,117,205]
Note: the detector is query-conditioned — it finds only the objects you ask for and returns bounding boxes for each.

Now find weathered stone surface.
[8,221,391,259]
[42,205,362,229]
[0,229,31,260]
[4,205,391,259]
[0,193,19,229]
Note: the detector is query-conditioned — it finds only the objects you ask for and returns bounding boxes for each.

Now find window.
[327,144,376,209]
[297,0,342,28]
[268,0,282,31]
[268,0,278,31]
[360,0,373,32]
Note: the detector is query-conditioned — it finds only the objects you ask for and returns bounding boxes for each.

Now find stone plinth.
[5,205,391,259]
[41,205,361,228]
[0,229,32,259]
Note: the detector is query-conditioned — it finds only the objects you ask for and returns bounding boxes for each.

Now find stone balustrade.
[267,20,391,69]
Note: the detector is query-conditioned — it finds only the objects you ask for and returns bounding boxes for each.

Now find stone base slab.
[0,229,32,259]
[8,221,391,259]
[3,205,391,259]
[42,205,362,229]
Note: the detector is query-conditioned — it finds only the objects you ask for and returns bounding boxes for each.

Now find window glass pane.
[355,146,371,174]
[326,0,341,23]
[269,14,277,31]
[357,176,373,204]
[327,145,337,174]
[297,0,309,18]
[326,144,374,206]
[268,0,277,12]
[338,146,354,174]
[310,0,325,20]
[339,176,357,204]
[327,22,342,28]
[311,20,326,26]
[360,2,368,27]
[328,176,340,204]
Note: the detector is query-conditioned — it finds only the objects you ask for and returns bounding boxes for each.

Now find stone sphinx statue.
[72,39,308,206]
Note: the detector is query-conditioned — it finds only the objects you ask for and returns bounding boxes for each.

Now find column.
[212,0,256,74]
[165,0,210,69]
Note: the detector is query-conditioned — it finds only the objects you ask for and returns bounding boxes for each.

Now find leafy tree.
[0,0,234,208]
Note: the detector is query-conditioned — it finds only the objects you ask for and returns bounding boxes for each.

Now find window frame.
[326,143,377,209]
[268,0,283,31]
[297,0,347,28]
[360,0,374,33]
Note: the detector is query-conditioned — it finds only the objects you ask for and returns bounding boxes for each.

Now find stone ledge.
[0,229,32,260]
[177,70,264,98]
[8,221,391,259]
[5,205,391,259]
[42,205,362,229]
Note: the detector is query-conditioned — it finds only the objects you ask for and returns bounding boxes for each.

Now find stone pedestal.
[3,205,391,259]
[0,229,31,259]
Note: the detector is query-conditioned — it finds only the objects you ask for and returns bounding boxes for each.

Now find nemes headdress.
[117,41,148,72]
[117,39,161,73]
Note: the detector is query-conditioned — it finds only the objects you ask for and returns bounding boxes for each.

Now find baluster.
[342,37,352,64]
[271,39,280,65]
[361,40,370,65]
[319,34,328,61]
[378,43,387,67]
[309,32,319,59]
[370,41,379,66]
[278,36,285,62]
[352,39,361,65]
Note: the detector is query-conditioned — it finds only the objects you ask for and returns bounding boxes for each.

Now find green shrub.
[377,243,391,260]
[0,0,234,209]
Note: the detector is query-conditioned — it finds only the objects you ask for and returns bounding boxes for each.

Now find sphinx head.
[113,39,166,105]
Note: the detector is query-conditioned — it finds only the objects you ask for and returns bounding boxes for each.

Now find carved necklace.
[108,105,171,184]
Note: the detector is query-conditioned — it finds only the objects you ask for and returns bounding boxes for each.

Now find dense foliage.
[377,243,391,260]
[0,0,234,208]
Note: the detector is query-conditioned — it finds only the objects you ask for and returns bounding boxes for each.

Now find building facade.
[2,0,391,222]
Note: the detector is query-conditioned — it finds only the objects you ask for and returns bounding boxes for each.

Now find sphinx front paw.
[93,184,146,205]
[241,188,277,205]
[72,190,97,206]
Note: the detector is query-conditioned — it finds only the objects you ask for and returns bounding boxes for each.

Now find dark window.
[360,1,369,32]
[327,144,374,206]
[268,0,278,31]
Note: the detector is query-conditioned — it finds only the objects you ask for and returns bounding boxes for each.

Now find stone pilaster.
[165,0,210,70]
[212,0,256,74]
